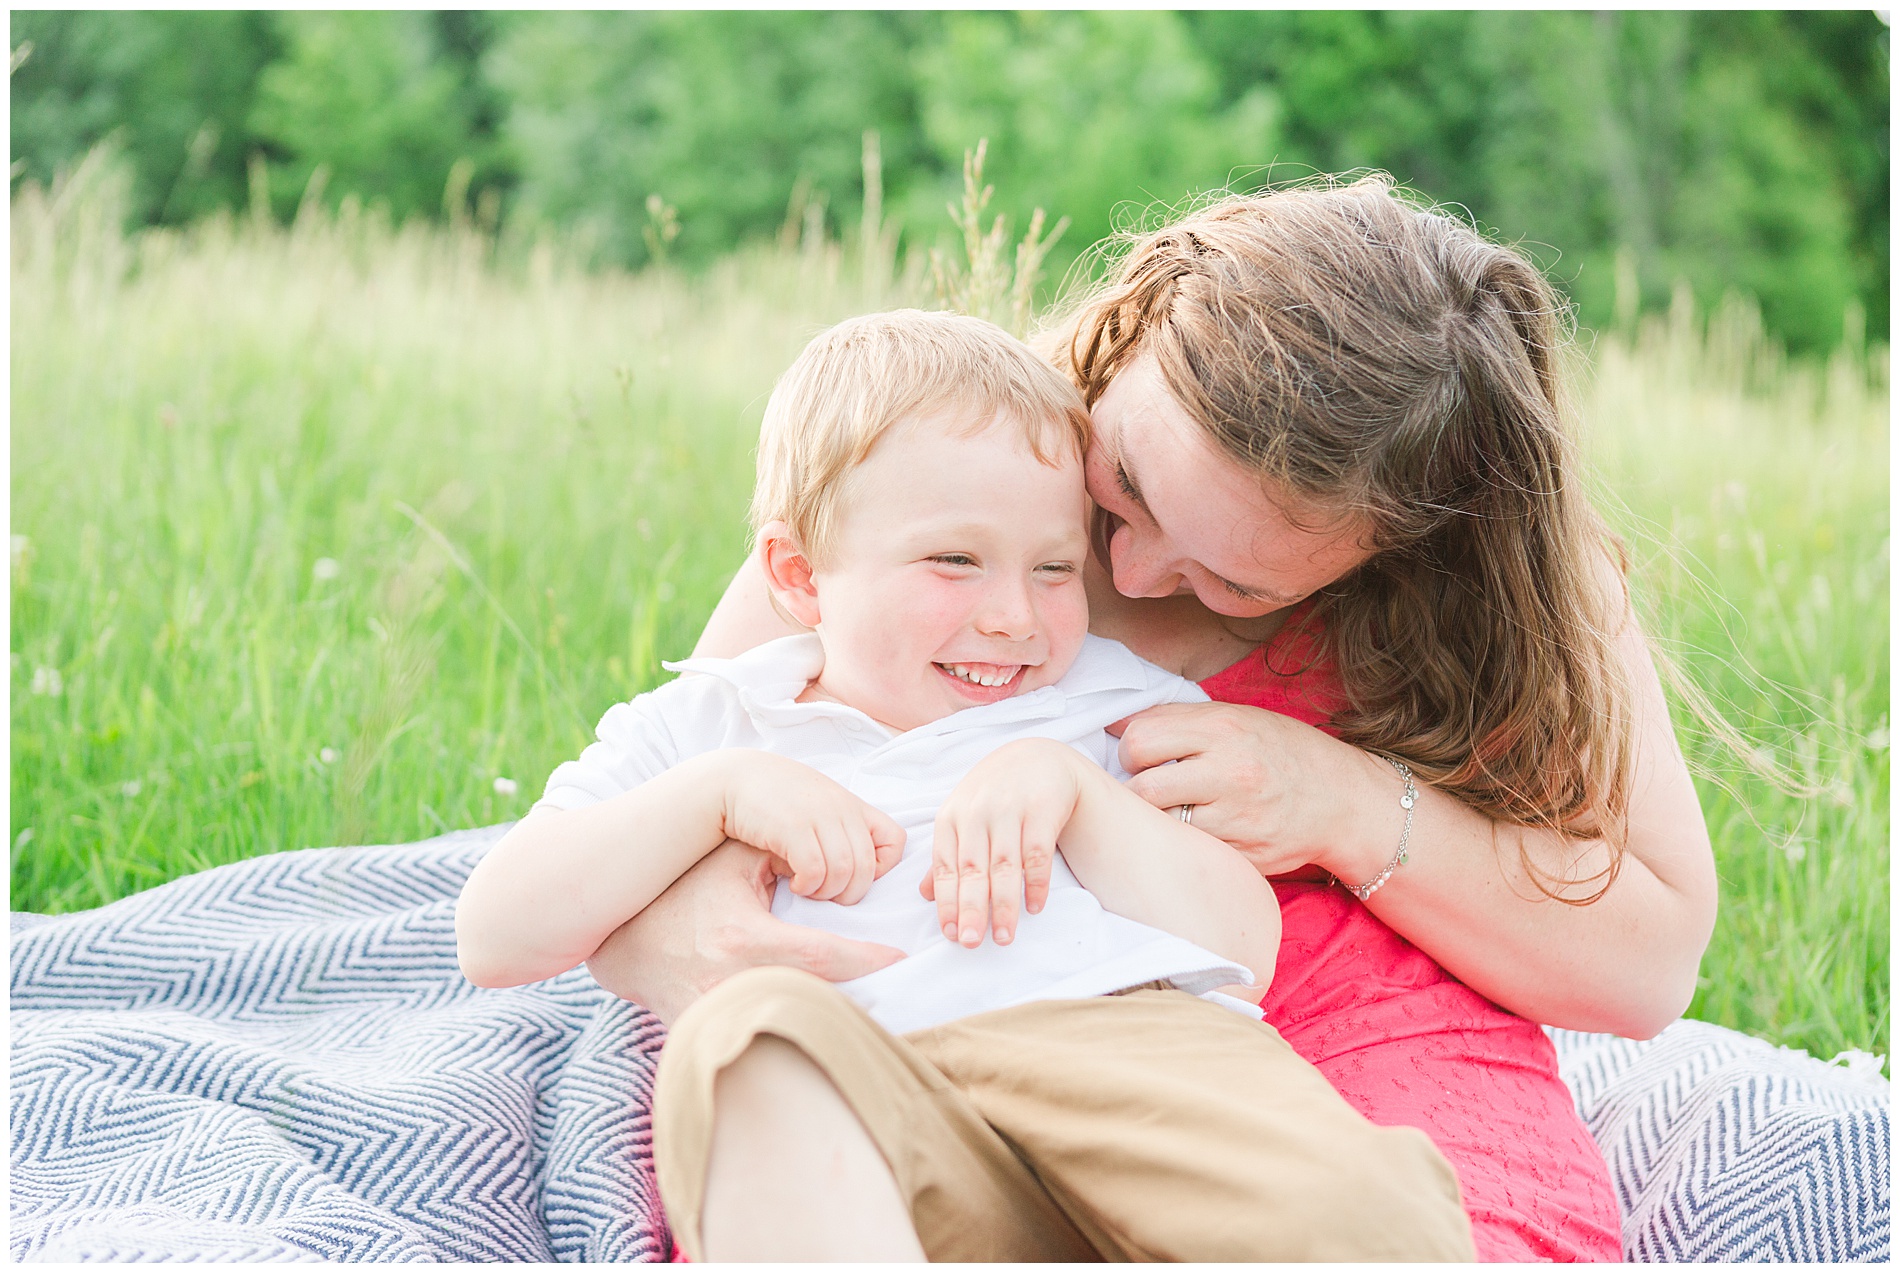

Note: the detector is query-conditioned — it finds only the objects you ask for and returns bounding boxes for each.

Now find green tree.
[488,11,931,265]
[250,11,503,222]
[10,10,279,224]
[1181,10,1888,351]
[12,10,1887,349]
[909,11,1278,273]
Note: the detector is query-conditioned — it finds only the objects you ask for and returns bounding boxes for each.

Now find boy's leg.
[908,988,1477,1262]
[700,1035,924,1261]
[652,966,1097,1262]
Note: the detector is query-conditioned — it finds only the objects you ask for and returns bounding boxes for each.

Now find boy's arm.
[458,749,906,989]
[1064,760,1284,988]
[927,739,1280,989]
[1057,754,1281,991]
[456,751,748,989]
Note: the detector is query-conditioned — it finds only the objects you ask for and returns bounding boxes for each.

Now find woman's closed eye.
[1114,461,1142,504]
[1217,573,1268,602]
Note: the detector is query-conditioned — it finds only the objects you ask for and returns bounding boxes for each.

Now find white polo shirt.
[538,633,1254,1034]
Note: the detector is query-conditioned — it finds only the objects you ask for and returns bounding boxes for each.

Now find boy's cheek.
[1041,593,1092,672]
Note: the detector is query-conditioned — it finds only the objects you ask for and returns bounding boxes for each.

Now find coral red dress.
[1199,633,1622,1262]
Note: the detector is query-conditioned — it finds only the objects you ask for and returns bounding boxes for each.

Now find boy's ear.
[757,521,822,629]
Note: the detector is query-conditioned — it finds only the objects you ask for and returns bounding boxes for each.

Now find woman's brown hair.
[1044,175,1634,897]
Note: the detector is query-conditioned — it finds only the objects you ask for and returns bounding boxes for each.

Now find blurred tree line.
[11,10,1888,351]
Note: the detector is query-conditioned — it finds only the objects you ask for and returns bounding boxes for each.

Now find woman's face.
[1085,355,1374,619]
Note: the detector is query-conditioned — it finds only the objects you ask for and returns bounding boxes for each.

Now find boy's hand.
[717,751,906,904]
[923,739,1088,948]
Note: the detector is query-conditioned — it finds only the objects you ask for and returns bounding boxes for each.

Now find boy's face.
[797,416,1091,733]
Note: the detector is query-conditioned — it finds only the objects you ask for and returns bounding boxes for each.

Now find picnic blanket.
[10,823,1890,1262]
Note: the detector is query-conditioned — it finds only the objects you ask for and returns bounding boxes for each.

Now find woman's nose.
[1108,520,1187,599]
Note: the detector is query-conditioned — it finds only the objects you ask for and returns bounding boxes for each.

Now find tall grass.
[11,156,1888,1062]
[1584,294,1889,1059]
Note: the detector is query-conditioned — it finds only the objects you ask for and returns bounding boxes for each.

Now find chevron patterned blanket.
[10,824,1890,1262]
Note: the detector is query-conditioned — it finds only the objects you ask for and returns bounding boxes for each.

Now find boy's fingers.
[1020,832,1055,916]
[782,832,820,904]
[830,821,874,907]
[867,806,907,877]
[811,824,852,900]
[820,821,864,903]
[846,817,879,905]
[989,846,1022,946]
[930,840,960,937]
[956,826,991,947]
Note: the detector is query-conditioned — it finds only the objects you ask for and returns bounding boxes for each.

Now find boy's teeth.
[943,663,1018,688]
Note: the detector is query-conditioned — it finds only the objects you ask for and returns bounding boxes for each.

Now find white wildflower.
[10,535,28,567]
[121,780,142,797]
[30,666,62,697]
[493,776,518,797]
[318,747,339,765]
[312,557,341,582]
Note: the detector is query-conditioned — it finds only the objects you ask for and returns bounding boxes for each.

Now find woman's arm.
[584,839,906,1025]
[694,555,805,658]
[1115,617,1717,1039]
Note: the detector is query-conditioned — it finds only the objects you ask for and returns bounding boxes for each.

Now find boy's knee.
[666,965,854,1065]
[1327,1126,1475,1261]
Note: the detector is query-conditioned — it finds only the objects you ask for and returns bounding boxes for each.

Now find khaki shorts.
[654,966,1474,1261]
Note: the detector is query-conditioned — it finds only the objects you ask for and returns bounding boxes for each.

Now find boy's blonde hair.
[751,309,1092,564]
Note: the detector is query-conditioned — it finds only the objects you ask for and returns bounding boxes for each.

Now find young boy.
[455,311,1472,1262]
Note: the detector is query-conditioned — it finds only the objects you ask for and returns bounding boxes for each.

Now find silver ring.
[1175,804,1194,825]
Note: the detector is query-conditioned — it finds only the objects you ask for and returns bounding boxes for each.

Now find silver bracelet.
[1335,757,1416,902]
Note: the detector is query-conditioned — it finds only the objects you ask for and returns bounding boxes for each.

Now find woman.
[589,176,1718,1261]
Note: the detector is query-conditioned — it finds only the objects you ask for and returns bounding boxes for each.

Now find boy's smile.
[936,661,1024,692]
[761,414,1091,733]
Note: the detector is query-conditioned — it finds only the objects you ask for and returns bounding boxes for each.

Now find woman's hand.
[922,739,1086,947]
[1111,701,1390,883]
[1112,612,1720,1039]
[585,839,907,1025]
[720,751,907,904]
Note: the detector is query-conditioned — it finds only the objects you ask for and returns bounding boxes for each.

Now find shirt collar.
[664,633,1155,739]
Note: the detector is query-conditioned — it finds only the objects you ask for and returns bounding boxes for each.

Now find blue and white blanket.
[10,825,1890,1262]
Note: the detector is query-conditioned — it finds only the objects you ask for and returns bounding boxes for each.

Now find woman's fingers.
[1123,752,1217,814]
[1114,702,1221,773]
[748,919,907,983]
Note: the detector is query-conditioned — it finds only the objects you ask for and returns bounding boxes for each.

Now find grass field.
[11,158,1890,1063]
